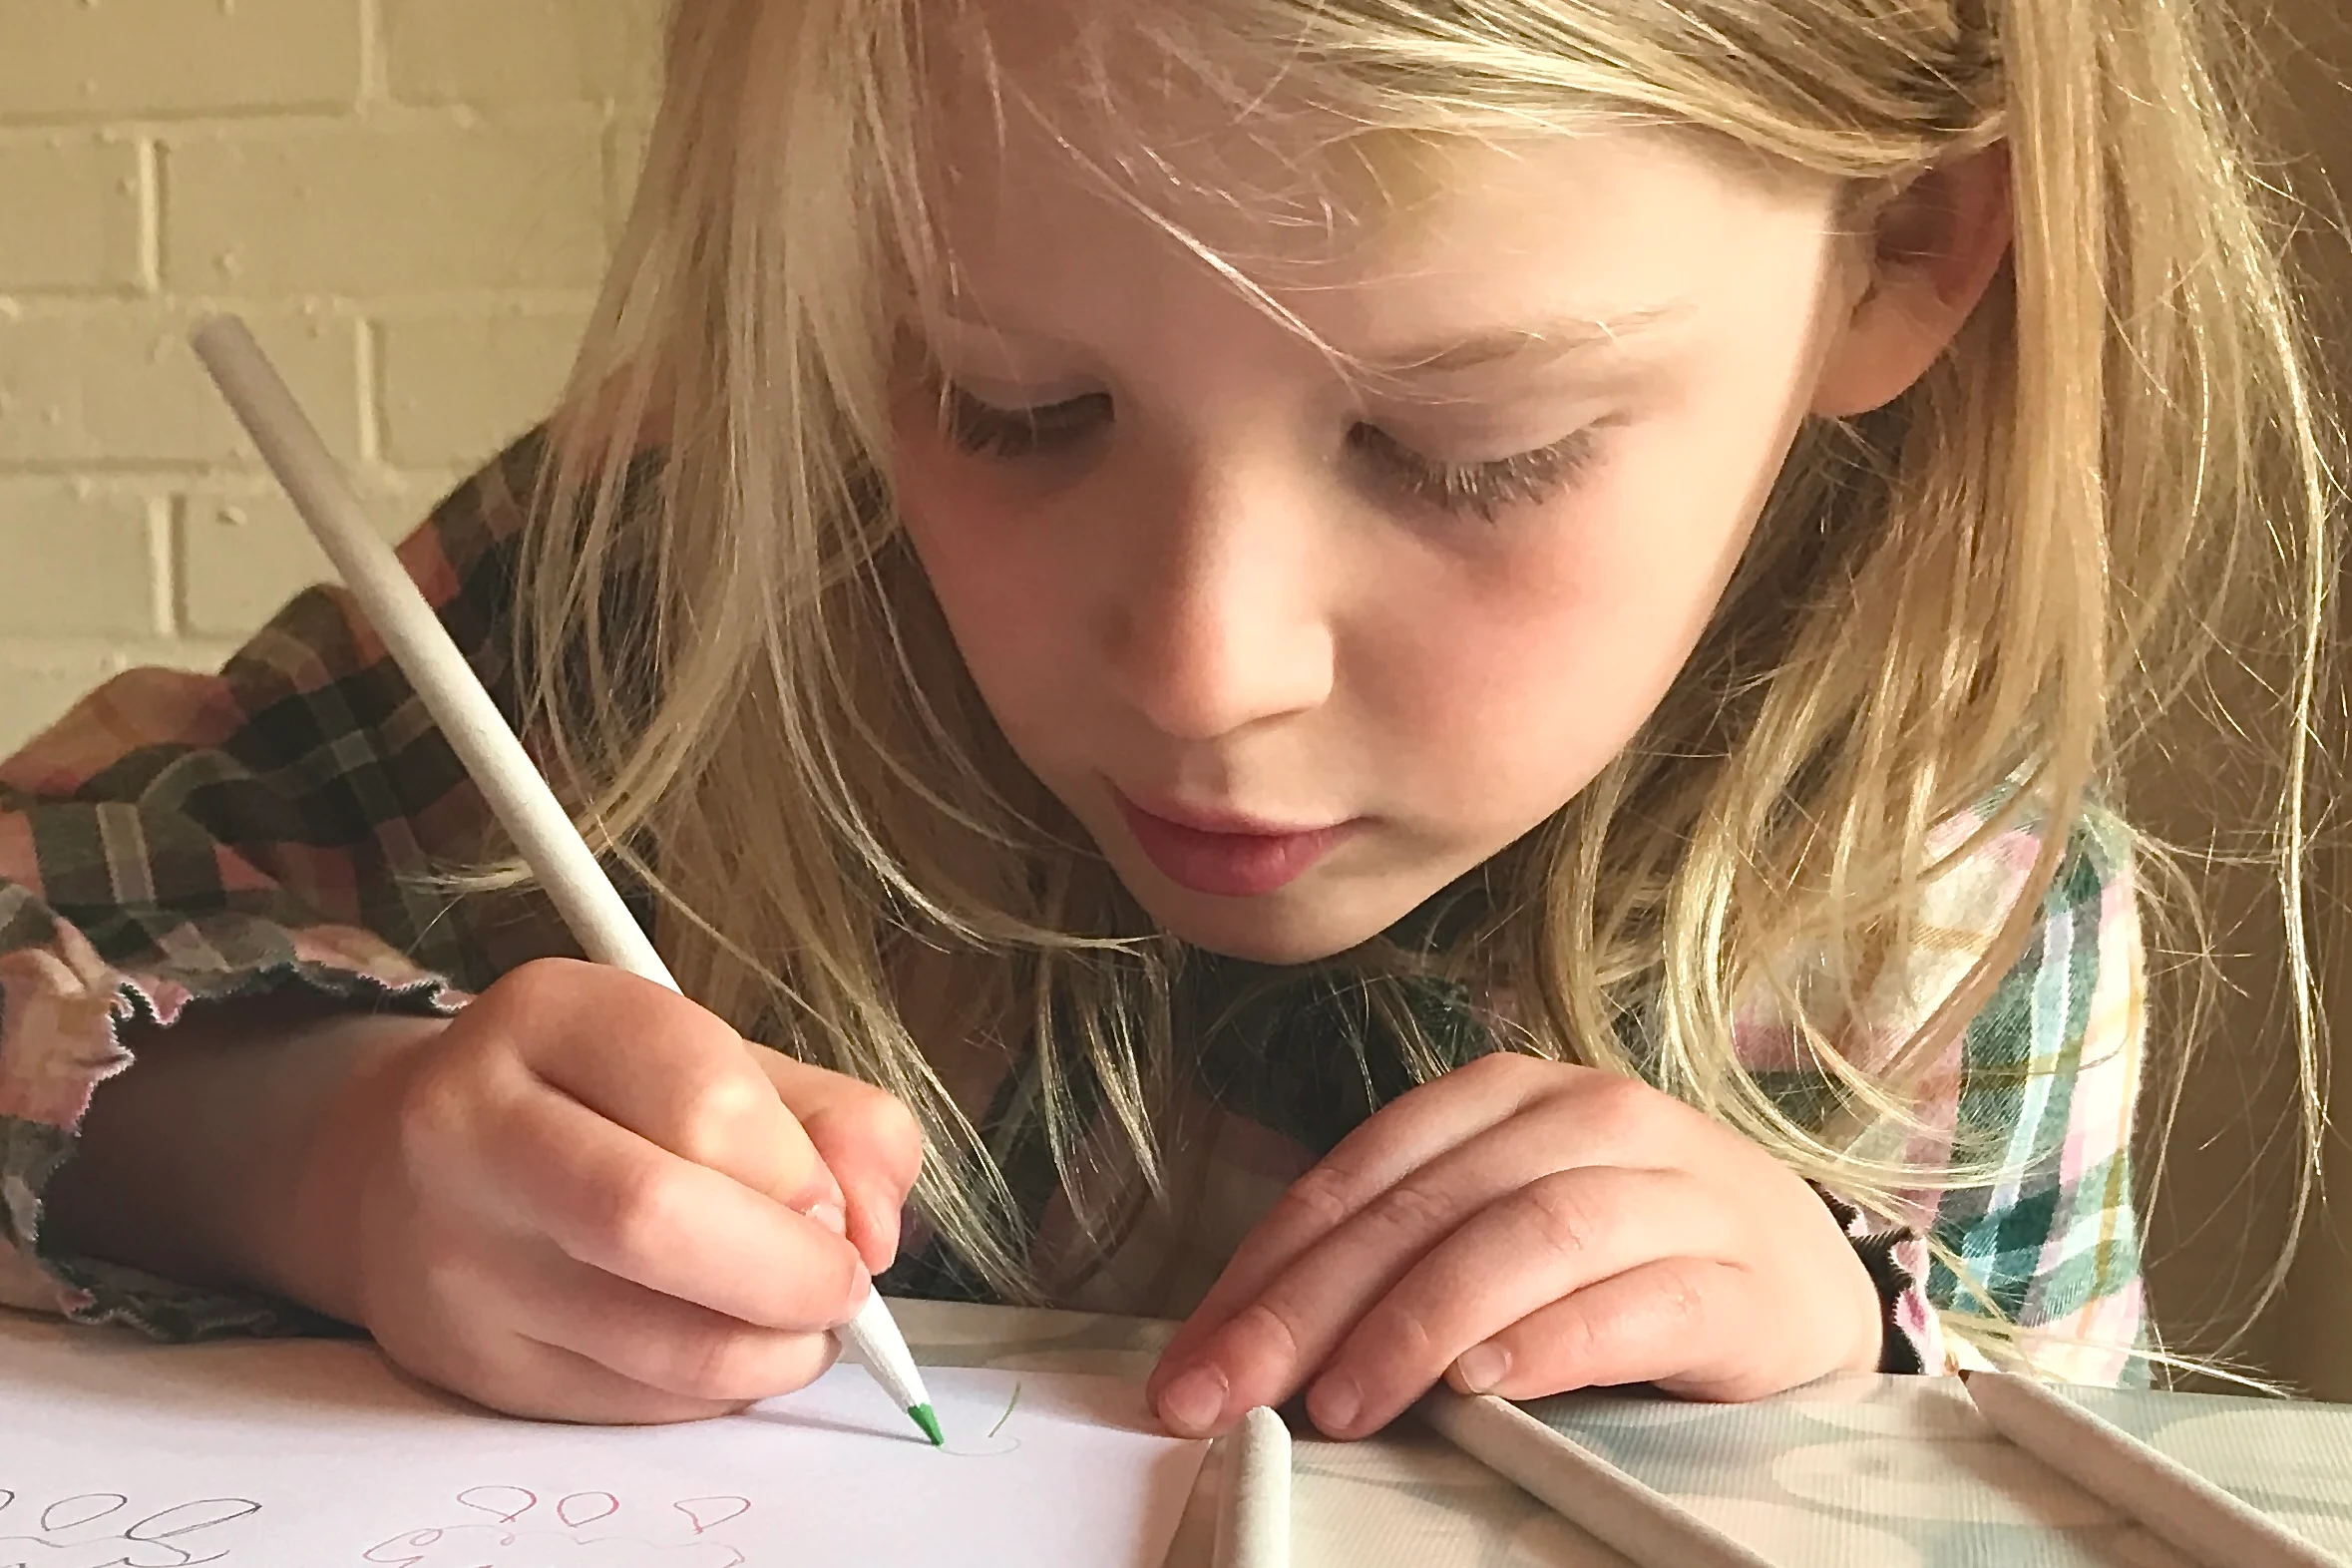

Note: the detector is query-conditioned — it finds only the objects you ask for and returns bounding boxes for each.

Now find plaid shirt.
[0,431,2148,1383]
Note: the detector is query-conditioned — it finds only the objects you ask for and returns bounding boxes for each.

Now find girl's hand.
[300,959,923,1423]
[1143,1053,1883,1439]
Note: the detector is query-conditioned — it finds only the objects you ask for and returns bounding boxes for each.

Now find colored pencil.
[191,313,943,1447]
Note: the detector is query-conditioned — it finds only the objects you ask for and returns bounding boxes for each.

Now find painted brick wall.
[0,0,664,752]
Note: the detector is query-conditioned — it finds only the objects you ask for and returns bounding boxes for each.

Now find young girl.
[0,0,2328,1440]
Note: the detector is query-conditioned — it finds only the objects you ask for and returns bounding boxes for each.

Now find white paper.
[0,1316,1205,1566]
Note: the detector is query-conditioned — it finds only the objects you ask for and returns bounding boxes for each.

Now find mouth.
[1112,789,1357,899]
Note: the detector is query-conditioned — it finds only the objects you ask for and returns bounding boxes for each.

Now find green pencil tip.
[912,1403,945,1447]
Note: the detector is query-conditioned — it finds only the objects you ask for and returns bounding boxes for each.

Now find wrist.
[1840,1248,1890,1373]
[44,993,452,1319]
[258,1011,450,1326]
[1808,1181,1933,1375]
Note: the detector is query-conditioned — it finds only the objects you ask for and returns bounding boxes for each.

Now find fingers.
[501,1240,843,1407]
[1444,1258,1753,1403]
[1137,1052,1886,1444]
[755,1050,926,1274]
[1161,1162,1728,1437]
[1151,1055,1594,1392]
[358,959,934,1425]
[483,962,837,1215]
[364,1241,754,1427]
[506,1343,753,1425]
[436,1331,752,1425]
[477,962,926,1275]
[452,1062,870,1333]
[1309,1166,1732,1434]
[1150,1066,1676,1429]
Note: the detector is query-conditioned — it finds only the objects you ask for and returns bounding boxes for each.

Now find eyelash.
[934,383,1596,522]
[938,385,1110,460]
[1344,423,1597,524]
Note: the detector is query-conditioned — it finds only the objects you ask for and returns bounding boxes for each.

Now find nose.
[1099,461,1337,743]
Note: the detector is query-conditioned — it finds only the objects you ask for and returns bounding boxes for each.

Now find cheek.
[1371,435,1771,818]
[1375,585,1668,822]
[890,434,1072,718]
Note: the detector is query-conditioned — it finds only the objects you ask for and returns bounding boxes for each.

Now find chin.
[1139,893,1400,967]
[1177,926,1360,966]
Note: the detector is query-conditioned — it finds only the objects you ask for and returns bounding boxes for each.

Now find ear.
[1809,146,2013,417]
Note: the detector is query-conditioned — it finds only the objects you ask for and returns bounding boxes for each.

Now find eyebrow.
[921,300,1690,380]
[1362,305,1690,376]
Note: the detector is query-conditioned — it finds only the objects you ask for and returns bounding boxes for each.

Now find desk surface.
[1,1299,2342,1566]
[892,1298,2352,1568]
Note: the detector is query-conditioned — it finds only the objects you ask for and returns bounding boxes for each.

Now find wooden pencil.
[1962,1370,2340,1568]
[1419,1389,1778,1568]
[188,311,944,1448]
[1213,1405,1293,1568]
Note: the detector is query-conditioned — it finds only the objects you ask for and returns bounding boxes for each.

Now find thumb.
[752,1049,925,1274]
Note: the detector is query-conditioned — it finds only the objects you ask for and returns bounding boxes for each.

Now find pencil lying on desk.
[1419,1389,1778,1568]
[1962,1371,2339,1568]
[1213,1406,1292,1568]
[189,313,944,1449]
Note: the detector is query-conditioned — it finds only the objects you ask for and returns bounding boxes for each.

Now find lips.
[1113,790,1355,898]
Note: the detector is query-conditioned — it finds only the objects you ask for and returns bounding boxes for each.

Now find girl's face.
[894,119,1857,965]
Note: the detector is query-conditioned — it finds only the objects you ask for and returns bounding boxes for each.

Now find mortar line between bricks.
[151,494,181,638]
[357,316,384,467]
[0,104,363,133]
[142,136,166,294]
[358,0,389,106]
[0,460,262,480]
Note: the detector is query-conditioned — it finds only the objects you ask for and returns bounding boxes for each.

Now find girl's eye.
[1347,423,1598,523]
[937,383,1111,458]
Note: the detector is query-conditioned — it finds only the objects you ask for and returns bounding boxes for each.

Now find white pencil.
[1419,1389,1779,1568]
[1212,1406,1292,1568]
[1962,1371,2338,1568]
[190,313,943,1448]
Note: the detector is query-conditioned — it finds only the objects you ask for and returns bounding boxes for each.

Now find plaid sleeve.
[1920,814,2148,1384]
[0,428,571,1339]
[1739,806,2149,1385]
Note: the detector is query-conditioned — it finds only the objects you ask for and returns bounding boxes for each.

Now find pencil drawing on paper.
[988,1381,1024,1440]
[930,1380,1026,1459]
[0,1487,261,1567]
[360,1489,751,1567]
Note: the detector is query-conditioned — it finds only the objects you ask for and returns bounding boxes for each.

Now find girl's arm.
[37,996,446,1326]
[0,429,561,1338]
[1135,811,2153,1438]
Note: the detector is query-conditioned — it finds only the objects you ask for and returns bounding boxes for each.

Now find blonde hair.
[508,0,2334,1350]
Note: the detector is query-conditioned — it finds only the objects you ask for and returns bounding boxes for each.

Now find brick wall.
[0,0,663,751]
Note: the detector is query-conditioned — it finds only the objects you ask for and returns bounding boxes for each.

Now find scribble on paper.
[0,1488,260,1567]
[672,1499,750,1536]
[457,1487,537,1526]
[936,1380,1025,1459]
[554,1494,617,1529]
[361,1490,748,1567]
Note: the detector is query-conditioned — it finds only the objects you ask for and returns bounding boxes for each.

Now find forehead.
[922,9,1371,271]
[912,3,1841,343]
[922,116,1838,361]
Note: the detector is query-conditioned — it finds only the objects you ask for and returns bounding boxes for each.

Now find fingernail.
[840,1263,874,1321]
[807,1199,848,1236]
[1309,1373,1361,1434]
[859,1186,905,1255]
[1455,1343,1510,1394]
[1158,1365,1228,1436]
[796,1165,849,1216]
